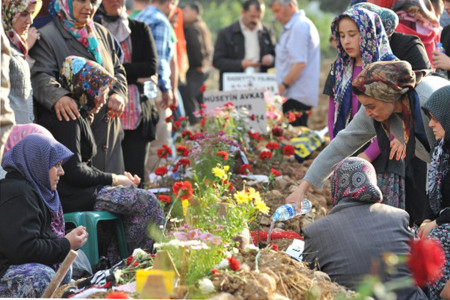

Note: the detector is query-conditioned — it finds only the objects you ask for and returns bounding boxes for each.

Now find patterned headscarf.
[2,0,42,58]
[51,0,103,64]
[59,56,116,113]
[331,6,396,137]
[331,157,383,206]
[353,3,399,36]
[392,0,439,27]
[2,134,73,213]
[422,86,450,214]
[4,124,53,155]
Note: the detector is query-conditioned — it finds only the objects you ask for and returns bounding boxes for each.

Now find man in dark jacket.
[181,2,212,124]
[212,0,276,90]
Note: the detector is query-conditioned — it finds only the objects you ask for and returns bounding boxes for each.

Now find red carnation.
[178,116,187,122]
[158,195,171,203]
[211,268,220,276]
[270,168,281,177]
[295,112,303,118]
[172,181,193,201]
[216,151,229,160]
[272,127,283,137]
[105,291,130,299]
[222,179,233,191]
[239,164,252,175]
[132,262,139,268]
[173,121,181,131]
[283,145,295,156]
[126,256,135,266]
[200,118,206,127]
[157,144,172,159]
[200,84,207,93]
[193,133,203,140]
[250,114,256,121]
[248,131,260,140]
[182,130,193,140]
[227,256,240,271]
[169,105,178,112]
[223,102,234,110]
[408,238,445,287]
[178,158,190,166]
[307,110,312,116]
[155,166,168,176]
[200,104,207,109]
[286,111,296,123]
[269,243,279,252]
[266,141,280,150]
[177,145,189,157]
[260,150,272,160]
[165,115,174,123]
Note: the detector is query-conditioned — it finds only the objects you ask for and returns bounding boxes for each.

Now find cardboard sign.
[203,89,267,133]
[223,73,278,95]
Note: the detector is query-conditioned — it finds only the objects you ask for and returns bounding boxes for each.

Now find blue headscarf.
[331,7,397,137]
[2,134,73,213]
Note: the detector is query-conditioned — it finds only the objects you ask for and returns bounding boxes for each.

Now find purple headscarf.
[2,134,73,213]
[331,157,383,206]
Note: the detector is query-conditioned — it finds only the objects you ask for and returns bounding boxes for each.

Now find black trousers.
[282,99,312,127]
[181,68,209,125]
[122,123,149,185]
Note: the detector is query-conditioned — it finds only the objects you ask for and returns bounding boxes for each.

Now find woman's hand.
[389,137,406,160]
[124,171,141,186]
[286,180,312,209]
[114,174,137,187]
[433,51,450,70]
[107,93,125,118]
[26,27,40,49]
[65,226,88,250]
[418,220,438,239]
[54,96,80,121]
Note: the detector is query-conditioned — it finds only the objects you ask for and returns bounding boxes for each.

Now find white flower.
[113,269,123,282]
[244,244,259,252]
[132,248,148,258]
[215,259,229,269]
[198,278,215,294]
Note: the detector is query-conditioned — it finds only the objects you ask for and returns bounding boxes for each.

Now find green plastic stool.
[64,211,129,266]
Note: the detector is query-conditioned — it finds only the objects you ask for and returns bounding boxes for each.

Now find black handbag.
[140,94,159,142]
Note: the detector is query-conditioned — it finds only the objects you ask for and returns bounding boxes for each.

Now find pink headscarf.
[4,124,53,155]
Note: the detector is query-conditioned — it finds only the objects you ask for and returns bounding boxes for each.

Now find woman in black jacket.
[97,0,158,183]
[0,134,87,297]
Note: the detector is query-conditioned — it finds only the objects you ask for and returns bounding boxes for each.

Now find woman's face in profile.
[73,0,97,26]
[102,0,124,16]
[428,113,445,140]
[357,94,396,122]
[49,161,64,191]
[13,2,37,37]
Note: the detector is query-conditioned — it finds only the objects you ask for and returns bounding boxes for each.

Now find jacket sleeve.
[212,29,243,72]
[52,118,113,187]
[185,25,204,69]
[0,185,70,266]
[124,21,158,84]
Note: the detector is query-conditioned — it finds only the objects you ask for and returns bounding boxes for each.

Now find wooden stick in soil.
[41,250,78,298]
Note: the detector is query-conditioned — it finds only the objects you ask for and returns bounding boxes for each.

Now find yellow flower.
[212,166,227,180]
[233,190,249,204]
[182,199,189,216]
[247,188,261,202]
[254,197,270,215]
[223,165,230,172]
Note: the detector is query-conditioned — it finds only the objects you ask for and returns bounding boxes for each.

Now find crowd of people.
[0,0,450,298]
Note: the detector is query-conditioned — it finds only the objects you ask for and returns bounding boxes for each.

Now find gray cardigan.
[30,18,127,174]
[304,75,450,188]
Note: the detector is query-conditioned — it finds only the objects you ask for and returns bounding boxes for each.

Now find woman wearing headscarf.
[418,86,450,299]
[0,134,87,298]
[303,157,427,300]
[39,56,164,254]
[287,60,449,226]
[2,0,42,124]
[97,0,158,182]
[30,0,128,175]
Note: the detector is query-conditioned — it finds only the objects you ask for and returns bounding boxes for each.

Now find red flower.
[172,121,181,131]
[272,127,283,137]
[178,116,187,122]
[158,195,171,203]
[295,112,303,118]
[248,131,260,140]
[178,158,190,166]
[155,166,168,176]
[250,114,256,121]
[182,130,193,140]
[227,256,240,271]
[172,181,193,201]
[222,179,233,191]
[283,145,295,156]
[193,133,203,140]
[200,118,206,127]
[216,151,229,160]
[266,141,280,150]
[307,110,312,116]
[286,111,296,123]
[132,262,139,268]
[169,105,178,112]
[260,150,272,160]
[223,102,234,110]
[165,115,174,123]
[200,84,206,93]
[270,168,281,177]
[269,243,279,252]
[200,104,207,109]
[177,145,189,157]
[157,145,172,159]
[239,164,252,175]
[408,238,445,287]
[105,291,130,299]
[211,268,220,276]
[126,256,135,266]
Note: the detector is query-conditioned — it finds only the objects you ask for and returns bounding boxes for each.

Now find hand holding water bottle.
[285,180,312,210]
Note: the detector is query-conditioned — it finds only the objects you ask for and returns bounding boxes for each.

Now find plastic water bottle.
[143,80,158,99]
[436,43,448,79]
[272,199,312,221]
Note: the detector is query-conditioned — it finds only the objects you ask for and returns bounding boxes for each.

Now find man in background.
[213,0,276,90]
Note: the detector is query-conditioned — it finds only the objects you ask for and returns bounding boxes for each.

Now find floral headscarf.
[331,7,397,137]
[331,157,383,206]
[353,3,399,36]
[59,55,116,113]
[51,0,103,64]
[392,0,439,28]
[2,0,42,58]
